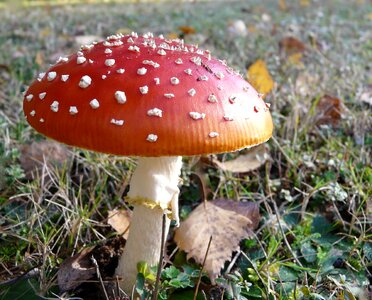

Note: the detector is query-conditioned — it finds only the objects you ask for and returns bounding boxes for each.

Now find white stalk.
[116,156,182,294]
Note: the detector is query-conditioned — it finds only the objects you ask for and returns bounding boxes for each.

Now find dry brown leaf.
[279,37,306,56]
[167,32,179,40]
[279,0,287,11]
[315,95,344,127]
[19,140,71,180]
[107,209,131,239]
[178,26,196,35]
[35,52,44,66]
[58,247,96,292]
[247,59,275,96]
[212,145,270,173]
[174,199,260,282]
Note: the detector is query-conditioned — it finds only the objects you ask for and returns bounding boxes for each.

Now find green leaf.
[279,266,299,282]
[0,279,40,300]
[301,241,317,263]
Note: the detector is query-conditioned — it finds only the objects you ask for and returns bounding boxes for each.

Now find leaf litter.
[174,199,260,282]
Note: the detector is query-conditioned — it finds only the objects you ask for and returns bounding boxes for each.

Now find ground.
[0,0,371,299]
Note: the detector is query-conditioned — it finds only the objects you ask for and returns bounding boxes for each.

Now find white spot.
[147,108,163,117]
[164,93,175,99]
[208,94,218,103]
[61,74,69,82]
[137,67,147,75]
[209,132,219,138]
[39,92,46,100]
[111,119,124,126]
[116,69,125,74]
[47,72,57,81]
[139,86,149,94]
[131,32,138,38]
[127,37,134,43]
[175,58,183,64]
[57,56,68,63]
[39,118,44,123]
[38,72,46,81]
[146,134,158,142]
[102,75,107,79]
[143,60,160,68]
[157,49,166,56]
[90,99,100,109]
[115,91,127,104]
[81,44,94,51]
[26,94,33,101]
[215,71,225,79]
[50,101,59,112]
[79,75,92,88]
[190,56,202,65]
[188,88,196,96]
[104,48,112,54]
[77,56,86,64]
[184,69,192,75]
[154,78,160,85]
[189,112,206,120]
[69,106,78,115]
[89,59,94,64]
[30,110,36,117]
[197,75,208,81]
[170,77,180,85]
[223,115,234,121]
[77,51,84,57]
[128,45,140,52]
[105,59,115,67]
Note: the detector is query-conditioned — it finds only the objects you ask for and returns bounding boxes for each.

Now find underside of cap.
[23,33,273,156]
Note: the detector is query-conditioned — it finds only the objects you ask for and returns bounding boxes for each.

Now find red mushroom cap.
[23,33,273,156]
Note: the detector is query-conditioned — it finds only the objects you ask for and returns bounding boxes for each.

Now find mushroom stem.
[116,156,182,293]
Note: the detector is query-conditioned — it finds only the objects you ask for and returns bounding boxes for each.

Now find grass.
[0,0,371,299]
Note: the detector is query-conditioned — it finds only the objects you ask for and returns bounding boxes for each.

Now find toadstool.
[23,32,273,293]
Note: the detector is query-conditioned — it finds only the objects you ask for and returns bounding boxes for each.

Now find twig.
[152,213,167,300]
[91,256,109,300]
[194,235,212,300]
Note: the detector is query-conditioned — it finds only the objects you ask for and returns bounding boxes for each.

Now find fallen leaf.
[212,145,270,173]
[279,37,306,56]
[278,0,287,11]
[35,52,44,66]
[174,199,260,282]
[315,95,344,127]
[57,237,126,292]
[287,52,304,66]
[58,247,96,292]
[247,59,275,96]
[107,209,131,239]
[19,140,71,180]
[300,0,310,6]
[178,26,196,35]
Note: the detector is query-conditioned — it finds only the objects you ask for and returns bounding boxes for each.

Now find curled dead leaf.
[247,59,275,96]
[19,140,71,180]
[178,26,196,35]
[212,145,270,173]
[315,95,344,127]
[174,199,260,282]
[279,36,306,56]
[58,247,96,292]
[57,237,125,292]
[107,209,131,239]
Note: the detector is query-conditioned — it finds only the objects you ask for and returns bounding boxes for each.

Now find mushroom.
[23,32,273,293]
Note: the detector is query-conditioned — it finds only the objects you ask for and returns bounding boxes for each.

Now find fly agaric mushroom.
[23,32,273,293]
